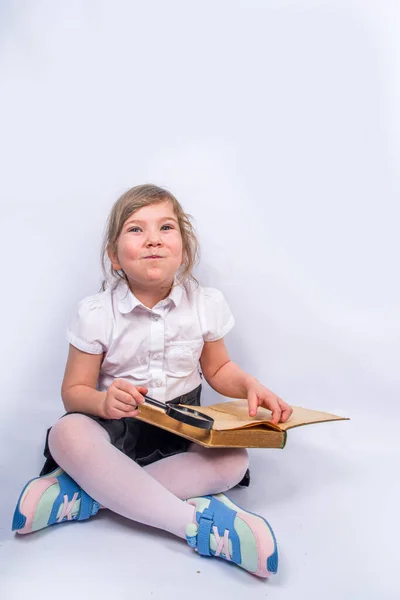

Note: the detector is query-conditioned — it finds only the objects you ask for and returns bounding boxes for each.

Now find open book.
[135,399,348,449]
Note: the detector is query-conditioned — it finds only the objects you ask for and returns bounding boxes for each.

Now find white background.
[0,1,399,599]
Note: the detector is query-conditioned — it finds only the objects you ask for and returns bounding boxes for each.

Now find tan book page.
[196,402,281,431]
[277,406,349,431]
[202,399,348,431]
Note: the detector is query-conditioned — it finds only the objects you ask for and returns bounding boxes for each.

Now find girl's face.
[109,201,183,291]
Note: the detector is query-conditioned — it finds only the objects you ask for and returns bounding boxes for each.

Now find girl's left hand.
[246,380,293,424]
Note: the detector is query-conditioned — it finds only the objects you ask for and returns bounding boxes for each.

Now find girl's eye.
[128,227,142,233]
[161,224,174,230]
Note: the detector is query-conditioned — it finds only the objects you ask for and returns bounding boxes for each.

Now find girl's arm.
[199,339,292,424]
[61,345,106,416]
[62,345,147,418]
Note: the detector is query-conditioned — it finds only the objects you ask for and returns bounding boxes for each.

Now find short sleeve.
[67,295,108,354]
[198,287,235,342]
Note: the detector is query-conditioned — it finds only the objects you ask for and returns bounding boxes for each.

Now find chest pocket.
[166,339,204,376]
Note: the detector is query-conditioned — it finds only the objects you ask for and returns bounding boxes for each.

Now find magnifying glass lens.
[173,406,211,422]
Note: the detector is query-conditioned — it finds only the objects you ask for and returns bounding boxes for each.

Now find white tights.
[48,414,249,540]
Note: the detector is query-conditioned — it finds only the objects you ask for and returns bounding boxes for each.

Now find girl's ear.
[107,244,121,271]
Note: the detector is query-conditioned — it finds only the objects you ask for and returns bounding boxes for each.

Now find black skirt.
[40,385,250,488]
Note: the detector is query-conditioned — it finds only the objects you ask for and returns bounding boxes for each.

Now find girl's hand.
[246,380,292,424]
[101,379,148,420]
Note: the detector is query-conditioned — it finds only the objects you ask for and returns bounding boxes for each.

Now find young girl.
[12,184,292,578]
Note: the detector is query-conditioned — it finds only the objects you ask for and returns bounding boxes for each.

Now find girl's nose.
[146,231,162,246]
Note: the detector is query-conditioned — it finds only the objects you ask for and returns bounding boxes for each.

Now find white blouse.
[67,278,235,402]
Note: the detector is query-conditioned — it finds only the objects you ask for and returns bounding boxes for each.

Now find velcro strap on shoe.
[78,490,98,521]
[197,508,214,556]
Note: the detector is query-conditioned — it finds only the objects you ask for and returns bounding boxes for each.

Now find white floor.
[1,406,399,600]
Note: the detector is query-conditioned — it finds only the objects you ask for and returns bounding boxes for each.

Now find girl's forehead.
[126,201,176,221]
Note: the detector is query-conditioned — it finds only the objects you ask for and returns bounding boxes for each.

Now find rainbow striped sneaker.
[12,468,100,535]
[185,493,278,578]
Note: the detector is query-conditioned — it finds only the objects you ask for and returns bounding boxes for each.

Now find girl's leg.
[144,443,249,500]
[47,414,195,539]
[48,415,248,532]
[14,414,277,578]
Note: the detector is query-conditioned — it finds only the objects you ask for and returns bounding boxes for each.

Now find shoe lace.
[57,492,79,523]
[213,526,231,561]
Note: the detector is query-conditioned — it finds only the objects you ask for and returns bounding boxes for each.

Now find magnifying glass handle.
[142,395,166,410]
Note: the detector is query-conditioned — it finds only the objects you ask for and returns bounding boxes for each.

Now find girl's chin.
[129,271,174,284]
[145,269,168,279]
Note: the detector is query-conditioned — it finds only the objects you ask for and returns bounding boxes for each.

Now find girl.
[12,184,292,579]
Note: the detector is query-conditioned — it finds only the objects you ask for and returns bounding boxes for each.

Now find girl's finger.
[112,378,131,391]
[113,389,137,406]
[247,391,258,417]
[130,387,146,406]
[136,386,148,396]
[270,399,282,424]
[278,399,293,423]
[109,406,140,419]
[113,397,138,412]
[122,408,140,418]
[114,379,145,404]
[114,399,140,414]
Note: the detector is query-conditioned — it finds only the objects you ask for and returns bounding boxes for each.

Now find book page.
[200,400,348,431]
[195,402,281,431]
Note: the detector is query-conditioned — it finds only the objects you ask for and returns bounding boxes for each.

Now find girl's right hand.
[101,379,148,420]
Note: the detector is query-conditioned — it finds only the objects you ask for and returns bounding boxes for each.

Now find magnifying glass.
[142,395,214,430]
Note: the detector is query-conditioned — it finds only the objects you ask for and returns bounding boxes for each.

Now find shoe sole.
[214,493,278,577]
[12,468,64,534]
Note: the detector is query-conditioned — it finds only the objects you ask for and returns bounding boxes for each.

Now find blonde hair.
[101,184,199,290]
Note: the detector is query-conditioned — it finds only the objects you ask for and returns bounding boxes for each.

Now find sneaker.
[12,468,100,534]
[185,493,278,578]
